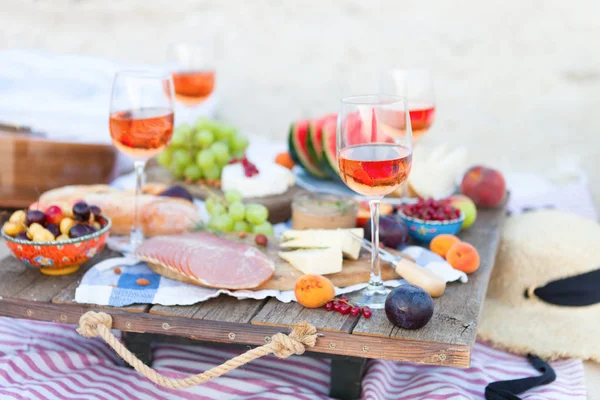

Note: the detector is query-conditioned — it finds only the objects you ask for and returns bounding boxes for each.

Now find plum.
[159,185,194,203]
[364,214,409,249]
[385,284,434,329]
[26,210,46,226]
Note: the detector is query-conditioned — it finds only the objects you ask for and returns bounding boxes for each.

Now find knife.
[351,233,446,297]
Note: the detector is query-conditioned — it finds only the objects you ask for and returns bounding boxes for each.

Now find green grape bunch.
[206,190,274,236]
[156,117,250,184]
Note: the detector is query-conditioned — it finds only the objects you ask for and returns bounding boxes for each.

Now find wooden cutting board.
[147,233,406,291]
[145,164,304,224]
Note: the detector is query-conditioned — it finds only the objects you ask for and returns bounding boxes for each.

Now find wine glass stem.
[368,198,382,287]
[130,160,147,249]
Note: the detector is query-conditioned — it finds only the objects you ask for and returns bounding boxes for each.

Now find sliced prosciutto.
[135,232,275,290]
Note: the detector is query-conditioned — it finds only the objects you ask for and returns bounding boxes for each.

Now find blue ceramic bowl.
[398,210,465,244]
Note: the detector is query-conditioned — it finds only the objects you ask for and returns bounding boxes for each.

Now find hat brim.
[477,298,600,362]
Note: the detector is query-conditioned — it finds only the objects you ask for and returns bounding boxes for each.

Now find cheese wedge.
[278,247,343,275]
[280,228,363,260]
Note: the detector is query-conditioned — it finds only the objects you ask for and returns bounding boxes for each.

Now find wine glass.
[109,70,175,250]
[167,41,216,107]
[337,95,413,308]
[378,68,435,141]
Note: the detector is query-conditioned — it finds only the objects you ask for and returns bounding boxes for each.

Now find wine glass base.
[347,285,391,310]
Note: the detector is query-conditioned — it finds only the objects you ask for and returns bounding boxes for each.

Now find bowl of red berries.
[398,197,464,244]
[1,201,111,276]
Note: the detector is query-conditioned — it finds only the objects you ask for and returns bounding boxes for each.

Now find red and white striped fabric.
[0,317,585,399]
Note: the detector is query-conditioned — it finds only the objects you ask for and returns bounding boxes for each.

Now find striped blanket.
[0,317,586,399]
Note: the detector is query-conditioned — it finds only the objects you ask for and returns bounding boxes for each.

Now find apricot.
[275,152,295,170]
[430,234,461,259]
[460,166,506,208]
[446,242,480,274]
[294,274,335,308]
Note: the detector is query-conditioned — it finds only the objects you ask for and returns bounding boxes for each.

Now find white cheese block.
[280,228,363,260]
[278,247,343,275]
[221,162,294,198]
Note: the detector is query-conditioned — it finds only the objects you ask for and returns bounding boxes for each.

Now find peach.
[460,166,506,208]
[294,274,335,308]
[430,234,461,259]
[446,242,480,274]
[356,201,393,227]
[448,194,477,230]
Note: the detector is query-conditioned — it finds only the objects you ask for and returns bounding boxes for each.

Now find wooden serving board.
[146,165,304,224]
[146,233,404,291]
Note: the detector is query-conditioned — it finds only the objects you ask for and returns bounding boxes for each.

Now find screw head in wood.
[125,322,132,329]
[162,323,170,330]
[228,333,235,340]
[329,343,336,348]
[362,346,369,352]
[26,310,33,316]
[60,314,67,321]
[439,353,447,361]
[264,336,271,343]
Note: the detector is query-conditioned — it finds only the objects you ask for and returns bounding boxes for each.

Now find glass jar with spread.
[291,192,358,230]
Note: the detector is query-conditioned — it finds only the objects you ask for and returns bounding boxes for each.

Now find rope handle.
[77,311,318,390]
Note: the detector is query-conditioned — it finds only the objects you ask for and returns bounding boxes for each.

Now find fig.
[159,185,194,203]
[364,214,409,249]
[385,284,434,329]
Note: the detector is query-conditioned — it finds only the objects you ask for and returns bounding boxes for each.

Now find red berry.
[339,304,351,315]
[350,306,361,317]
[333,302,342,312]
[325,301,334,311]
[362,307,372,319]
[339,296,349,303]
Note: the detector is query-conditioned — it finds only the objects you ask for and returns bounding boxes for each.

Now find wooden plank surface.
[0,297,470,367]
[252,298,358,333]
[352,204,506,350]
[150,296,267,323]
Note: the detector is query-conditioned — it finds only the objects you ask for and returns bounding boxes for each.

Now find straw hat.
[478,209,600,362]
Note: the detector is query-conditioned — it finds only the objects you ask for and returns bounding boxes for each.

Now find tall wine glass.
[167,41,216,107]
[337,95,412,308]
[378,69,435,141]
[109,70,175,250]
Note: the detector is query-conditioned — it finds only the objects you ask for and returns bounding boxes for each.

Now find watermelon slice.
[307,114,336,165]
[288,120,329,179]
[321,118,339,177]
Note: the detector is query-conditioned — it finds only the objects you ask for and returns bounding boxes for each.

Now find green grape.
[194,117,220,134]
[203,164,221,180]
[211,214,234,232]
[168,162,185,179]
[211,142,230,165]
[252,221,274,236]
[194,129,214,149]
[228,202,246,222]
[214,124,237,141]
[231,151,246,160]
[233,221,250,233]
[171,123,193,146]
[156,148,172,167]
[205,196,218,215]
[224,190,243,204]
[245,204,269,225]
[196,149,216,169]
[172,149,192,168]
[207,201,226,217]
[184,164,203,180]
[229,134,249,153]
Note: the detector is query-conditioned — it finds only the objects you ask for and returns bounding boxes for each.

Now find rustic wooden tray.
[0,204,505,370]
